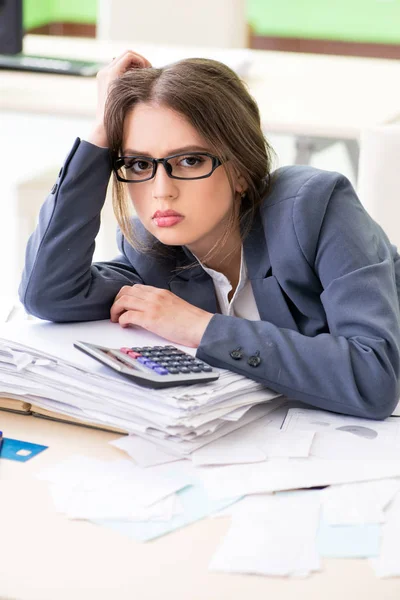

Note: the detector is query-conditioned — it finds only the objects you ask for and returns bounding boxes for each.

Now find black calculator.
[73,341,220,389]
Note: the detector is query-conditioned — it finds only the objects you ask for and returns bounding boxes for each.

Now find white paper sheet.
[65,489,183,521]
[37,455,192,507]
[311,430,400,460]
[321,479,400,525]
[283,408,400,443]
[370,490,400,577]
[209,491,321,577]
[191,417,314,465]
[110,434,180,468]
[195,458,400,499]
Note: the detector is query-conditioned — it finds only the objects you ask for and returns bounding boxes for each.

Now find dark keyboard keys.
[118,344,215,379]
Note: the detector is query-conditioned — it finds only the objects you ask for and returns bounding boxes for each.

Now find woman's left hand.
[110,284,214,348]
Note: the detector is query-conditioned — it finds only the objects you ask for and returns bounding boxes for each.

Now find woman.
[19,51,400,419]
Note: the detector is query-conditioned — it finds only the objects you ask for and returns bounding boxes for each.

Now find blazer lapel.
[168,247,218,314]
[244,211,299,332]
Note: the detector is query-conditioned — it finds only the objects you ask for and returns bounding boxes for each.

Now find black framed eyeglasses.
[113,152,222,183]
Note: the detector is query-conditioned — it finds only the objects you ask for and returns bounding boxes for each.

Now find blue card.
[317,519,381,558]
[0,437,48,462]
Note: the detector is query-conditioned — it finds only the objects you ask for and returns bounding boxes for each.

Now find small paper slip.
[93,483,240,543]
[191,417,314,465]
[209,491,321,577]
[317,520,381,559]
[110,435,179,468]
[321,479,400,525]
[370,490,400,577]
[311,430,400,460]
[196,458,400,499]
[283,408,400,443]
[65,490,183,521]
[37,455,193,508]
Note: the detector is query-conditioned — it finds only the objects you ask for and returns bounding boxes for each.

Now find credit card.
[0,437,48,462]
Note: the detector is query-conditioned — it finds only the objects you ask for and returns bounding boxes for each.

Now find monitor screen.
[0,0,23,54]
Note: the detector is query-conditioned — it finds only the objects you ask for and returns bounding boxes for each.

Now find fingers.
[118,310,141,328]
[110,285,168,323]
[110,285,150,322]
[108,50,152,75]
[110,295,140,322]
[113,284,157,303]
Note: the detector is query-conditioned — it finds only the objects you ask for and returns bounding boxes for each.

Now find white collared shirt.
[195,247,261,320]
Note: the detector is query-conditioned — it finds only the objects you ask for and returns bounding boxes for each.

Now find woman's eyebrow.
[122,145,211,156]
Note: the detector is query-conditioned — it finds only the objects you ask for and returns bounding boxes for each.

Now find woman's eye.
[179,155,204,167]
[132,160,152,172]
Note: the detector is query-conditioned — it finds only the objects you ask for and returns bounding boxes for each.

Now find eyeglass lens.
[119,153,214,181]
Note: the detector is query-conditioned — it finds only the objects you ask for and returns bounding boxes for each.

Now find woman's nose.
[152,162,179,199]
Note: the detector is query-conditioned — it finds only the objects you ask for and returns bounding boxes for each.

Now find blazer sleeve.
[19,138,143,322]
[197,174,400,420]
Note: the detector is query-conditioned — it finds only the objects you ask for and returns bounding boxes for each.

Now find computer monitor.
[0,0,104,76]
[0,0,23,54]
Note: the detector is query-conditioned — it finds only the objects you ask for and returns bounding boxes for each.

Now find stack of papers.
[0,332,282,454]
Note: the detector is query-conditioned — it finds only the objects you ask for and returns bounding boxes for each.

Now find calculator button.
[137,357,150,364]
[130,347,142,352]
[168,361,181,367]
[188,366,201,373]
[167,367,180,374]
[146,361,159,369]
[127,351,141,358]
[178,367,190,373]
[155,367,169,375]
[200,365,212,372]
[150,366,166,374]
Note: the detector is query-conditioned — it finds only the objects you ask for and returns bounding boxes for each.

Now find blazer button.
[248,351,261,367]
[229,347,243,360]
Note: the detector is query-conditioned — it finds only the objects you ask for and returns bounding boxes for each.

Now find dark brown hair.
[105,58,275,263]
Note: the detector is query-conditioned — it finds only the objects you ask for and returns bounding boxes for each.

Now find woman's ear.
[235,175,248,196]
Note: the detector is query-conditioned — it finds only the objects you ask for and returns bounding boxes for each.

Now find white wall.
[97,0,248,48]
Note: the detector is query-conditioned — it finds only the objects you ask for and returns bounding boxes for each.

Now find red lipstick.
[152,209,184,228]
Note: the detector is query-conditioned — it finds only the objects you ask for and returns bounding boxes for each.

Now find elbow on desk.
[19,289,73,322]
[18,282,110,323]
[352,362,399,421]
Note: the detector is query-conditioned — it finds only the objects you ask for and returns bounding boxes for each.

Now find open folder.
[0,320,282,453]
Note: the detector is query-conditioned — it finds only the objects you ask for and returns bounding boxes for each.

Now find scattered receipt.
[209,491,321,577]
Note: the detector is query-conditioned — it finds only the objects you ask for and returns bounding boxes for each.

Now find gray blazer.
[19,138,400,420]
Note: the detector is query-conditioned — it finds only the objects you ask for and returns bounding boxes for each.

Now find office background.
[1,0,399,314]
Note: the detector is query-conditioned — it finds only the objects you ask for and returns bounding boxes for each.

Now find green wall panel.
[52,0,97,23]
[23,1,400,45]
[23,0,97,29]
[247,0,400,44]
[23,0,52,29]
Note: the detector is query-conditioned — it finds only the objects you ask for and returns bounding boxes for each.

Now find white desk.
[2,410,400,600]
[1,35,400,141]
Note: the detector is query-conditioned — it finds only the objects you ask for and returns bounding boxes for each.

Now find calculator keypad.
[119,346,211,376]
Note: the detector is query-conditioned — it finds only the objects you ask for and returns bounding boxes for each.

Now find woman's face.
[122,102,242,260]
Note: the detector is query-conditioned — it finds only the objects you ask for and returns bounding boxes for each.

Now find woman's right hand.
[88,50,152,148]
